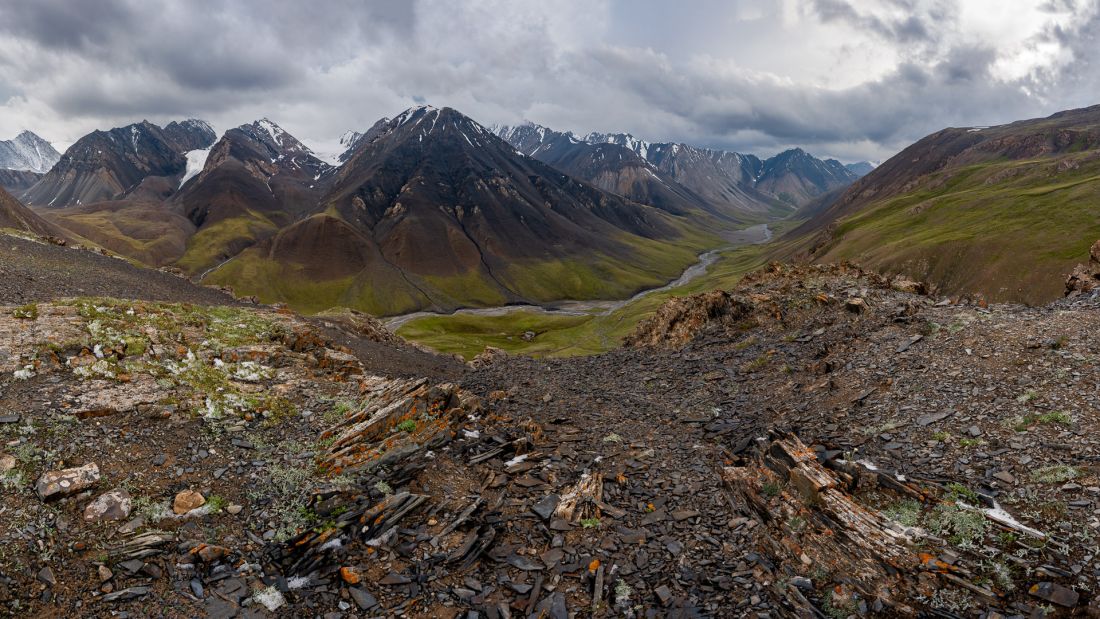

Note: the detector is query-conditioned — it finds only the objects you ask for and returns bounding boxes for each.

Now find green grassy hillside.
[808,152,1100,303]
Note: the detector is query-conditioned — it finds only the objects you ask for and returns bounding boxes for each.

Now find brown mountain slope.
[783,104,1100,304]
[207,106,713,315]
[0,186,61,238]
[172,119,335,274]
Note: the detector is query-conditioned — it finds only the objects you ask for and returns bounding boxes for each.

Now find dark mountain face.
[0,131,60,173]
[207,106,702,315]
[172,119,335,273]
[754,148,859,206]
[493,123,713,218]
[845,161,875,177]
[496,125,858,218]
[0,169,42,193]
[161,119,217,152]
[325,107,675,266]
[23,120,215,208]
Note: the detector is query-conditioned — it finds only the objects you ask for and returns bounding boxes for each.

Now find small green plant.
[1037,411,1072,425]
[1016,390,1038,404]
[374,480,394,495]
[931,431,950,442]
[743,352,773,372]
[733,335,758,351]
[205,495,228,514]
[397,420,417,433]
[1030,465,1080,484]
[602,432,623,443]
[11,304,38,320]
[1009,410,1072,431]
[822,591,858,619]
[762,481,782,497]
[325,400,355,424]
[998,531,1019,546]
[945,483,979,504]
[928,504,988,546]
[958,438,984,448]
[882,499,922,527]
[580,517,601,529]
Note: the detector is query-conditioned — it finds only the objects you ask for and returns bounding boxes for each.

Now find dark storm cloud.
[0,0,1097,162]
[812,0,945,44]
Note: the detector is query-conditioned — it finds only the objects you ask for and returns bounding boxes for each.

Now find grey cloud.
[0,0,1096,162]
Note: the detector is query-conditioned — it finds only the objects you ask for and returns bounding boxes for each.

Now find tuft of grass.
[397,420,417,433]
[762,481,782,498]
[580,517,601,529]
[1008,410,1072,431]
[1030,464,1080,484]
[11,304,38,320]
[944,482,979,504]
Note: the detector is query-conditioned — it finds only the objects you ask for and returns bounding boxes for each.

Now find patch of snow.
[257,118,285,146]
[504,453,528,467]
[982,502,1046,538]
[252,586,286,612]
[180,148,211,185]
[286,576,311,590]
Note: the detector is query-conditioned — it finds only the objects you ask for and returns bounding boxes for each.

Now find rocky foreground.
[1,258,1100,617]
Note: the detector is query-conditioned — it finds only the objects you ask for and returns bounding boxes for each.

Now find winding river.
[383,223,772,331]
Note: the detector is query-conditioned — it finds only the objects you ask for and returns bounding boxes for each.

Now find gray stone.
[83,489,132,522]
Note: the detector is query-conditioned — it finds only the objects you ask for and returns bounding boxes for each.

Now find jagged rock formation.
[1065,239,1100,296]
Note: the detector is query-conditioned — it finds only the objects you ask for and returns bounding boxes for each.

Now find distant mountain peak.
[0,130,61,173]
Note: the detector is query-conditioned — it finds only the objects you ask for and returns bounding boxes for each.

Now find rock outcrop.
[1065,239,1100,295]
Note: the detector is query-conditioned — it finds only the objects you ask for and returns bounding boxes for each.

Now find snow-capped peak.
[0,130,61,173]
[339,130,364,147]
[256,118,287,147]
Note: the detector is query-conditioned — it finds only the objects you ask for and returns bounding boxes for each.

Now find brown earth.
[2,233,1100,617]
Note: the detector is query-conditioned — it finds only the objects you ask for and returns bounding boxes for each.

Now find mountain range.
[492,122,865,221]
[10,105,873,316]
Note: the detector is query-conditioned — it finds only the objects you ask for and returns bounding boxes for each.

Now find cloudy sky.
[0,0,1097,162]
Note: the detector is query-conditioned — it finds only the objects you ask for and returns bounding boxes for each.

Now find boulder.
[84,489,133,522]
[36,463,101,500]
[173,490,206,514]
